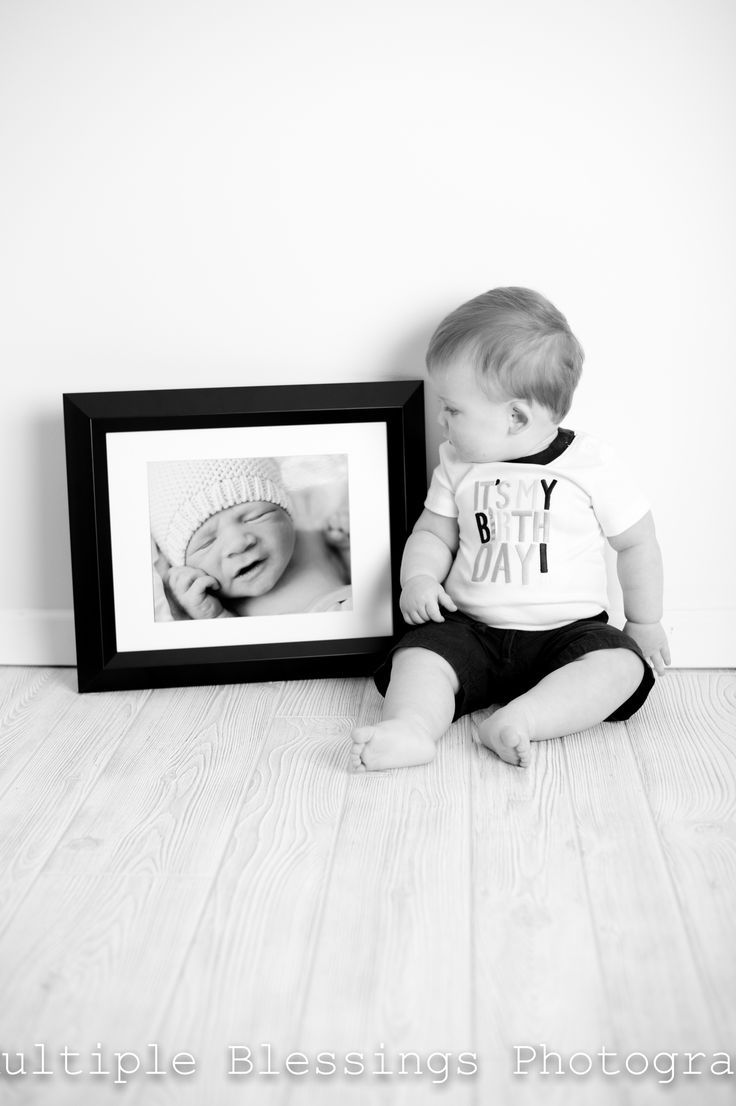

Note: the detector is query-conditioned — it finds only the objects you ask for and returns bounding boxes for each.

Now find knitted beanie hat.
[148,456,292,567]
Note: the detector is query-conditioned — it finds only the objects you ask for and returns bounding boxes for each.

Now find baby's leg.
[477,648,644,767]
[351,647,459,772]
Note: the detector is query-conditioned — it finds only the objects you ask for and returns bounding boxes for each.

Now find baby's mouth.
[234,557,266,579]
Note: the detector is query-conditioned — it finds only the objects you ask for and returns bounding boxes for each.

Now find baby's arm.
[400,509,459,624]
[166,566,235,620]
[608,511,670,675]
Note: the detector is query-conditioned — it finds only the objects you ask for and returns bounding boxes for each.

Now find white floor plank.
[0,668,734,1106]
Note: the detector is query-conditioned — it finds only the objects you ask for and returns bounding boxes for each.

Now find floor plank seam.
[560,733,623,1061]
[0,687,156,944]
[623,703,726,1042]
[0,670,82,804]
[281,743,355,1106]
[467,721,481,1106]
[109,682,291,1060]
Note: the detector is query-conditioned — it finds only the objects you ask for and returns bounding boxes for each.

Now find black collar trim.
[510,428,575,466]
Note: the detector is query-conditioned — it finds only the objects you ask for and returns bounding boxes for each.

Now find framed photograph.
[63,381,425,693]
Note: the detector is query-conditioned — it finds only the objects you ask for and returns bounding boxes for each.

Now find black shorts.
[374,609,654,723]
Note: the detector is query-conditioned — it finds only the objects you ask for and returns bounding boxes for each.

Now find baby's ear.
[508,401,531,432]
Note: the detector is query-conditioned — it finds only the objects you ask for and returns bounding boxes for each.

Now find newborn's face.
[185,502,296,598]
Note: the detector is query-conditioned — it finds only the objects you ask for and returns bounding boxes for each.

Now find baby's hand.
[400,574,457,625]
[323,509,351,579]
[167,566,225,620]
[624,620,671,677]
[323,510,350,550]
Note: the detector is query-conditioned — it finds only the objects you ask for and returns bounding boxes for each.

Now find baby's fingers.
[168,566,203,595]
[402,596,442,624]
[187,573,220,598]
[424,597,446,623]
[438,589,457,613]
[403,606,430,625]
[649,650,668,677]
[422,586,457,622]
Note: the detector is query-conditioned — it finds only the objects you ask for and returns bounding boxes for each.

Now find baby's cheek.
[186,550,222,585]
[275,520,296,560]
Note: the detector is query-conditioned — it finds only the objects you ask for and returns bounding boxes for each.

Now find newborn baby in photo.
[149,457,351,619]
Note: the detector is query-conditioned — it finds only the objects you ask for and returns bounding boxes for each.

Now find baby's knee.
[581,646,644,690]
[392,646,460,693]
[612,647,646,680]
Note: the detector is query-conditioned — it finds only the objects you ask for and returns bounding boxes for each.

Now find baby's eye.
[443,406,459,416]
[241,508,276,523]
[189,534,215,554]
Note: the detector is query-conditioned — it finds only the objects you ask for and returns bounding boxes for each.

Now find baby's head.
[425,287,584,462]
[149,457,295,599]
[427,287,584,423]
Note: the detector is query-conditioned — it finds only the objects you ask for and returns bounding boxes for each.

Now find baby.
[351,286,670,771]
[148,457,351,619]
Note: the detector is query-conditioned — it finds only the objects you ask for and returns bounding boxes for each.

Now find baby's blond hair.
[426,287,584,422]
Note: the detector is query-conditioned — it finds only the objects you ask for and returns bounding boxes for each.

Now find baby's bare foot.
[477,715,532,768]
[350,721,437,772]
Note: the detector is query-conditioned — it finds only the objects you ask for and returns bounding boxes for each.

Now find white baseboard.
[607,608,734,669]
[0,609,77,667]
[661,610,735,668]
[0,608,732,670]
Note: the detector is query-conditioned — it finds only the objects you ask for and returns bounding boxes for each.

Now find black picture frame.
[63,381,425,693]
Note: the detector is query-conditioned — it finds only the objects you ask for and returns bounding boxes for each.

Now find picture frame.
[63,380,425,693]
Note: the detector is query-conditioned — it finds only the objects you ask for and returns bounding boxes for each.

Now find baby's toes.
[349,740,365,770]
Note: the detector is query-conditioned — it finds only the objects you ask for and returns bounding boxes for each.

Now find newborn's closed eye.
[240,508,277,524]
[189,532,215,553]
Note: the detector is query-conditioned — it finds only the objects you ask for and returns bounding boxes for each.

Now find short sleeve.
[588,441,650,537]
[424,444,459,518]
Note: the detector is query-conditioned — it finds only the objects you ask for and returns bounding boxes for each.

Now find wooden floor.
[0,667,734,1106]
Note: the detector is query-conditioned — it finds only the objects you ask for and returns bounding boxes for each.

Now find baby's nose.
[223,524,257,555]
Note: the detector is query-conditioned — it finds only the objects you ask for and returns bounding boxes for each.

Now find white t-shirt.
[425,430,650,630]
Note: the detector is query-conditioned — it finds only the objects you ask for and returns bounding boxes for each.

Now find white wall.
[1,0,734,666]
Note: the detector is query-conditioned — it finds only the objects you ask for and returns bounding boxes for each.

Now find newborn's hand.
[167,566,225,620]
[400,574,457,625]
[624,620,671,677]
[323,510,350,549]
[323,509,351,579]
